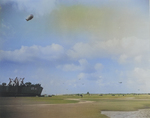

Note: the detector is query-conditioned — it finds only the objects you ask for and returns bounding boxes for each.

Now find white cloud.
[77,72,102,81]
[58,61,104,82]
[57,59,88,71]
[57,63,82,71]
[78,73,85,79]
[51,2,148,41]
[67,37,149,64]
[0,44,64,62]
[134,55,142,63]
[57,59,99,73]
[94,63,103,71]
[119,54,128,64]
[127,67,150,92]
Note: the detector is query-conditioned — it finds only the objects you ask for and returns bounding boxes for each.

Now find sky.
[0,0,149,95]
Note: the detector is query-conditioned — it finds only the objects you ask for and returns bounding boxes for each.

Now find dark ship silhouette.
[0,77,43,97]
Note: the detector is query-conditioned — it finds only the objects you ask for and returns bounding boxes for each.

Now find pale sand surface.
[65,98,94,104]
[101,109,150,118]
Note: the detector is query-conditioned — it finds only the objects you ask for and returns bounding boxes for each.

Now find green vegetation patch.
[24,96,79,104]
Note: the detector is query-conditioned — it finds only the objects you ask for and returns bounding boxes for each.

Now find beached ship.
[0,77,43,97]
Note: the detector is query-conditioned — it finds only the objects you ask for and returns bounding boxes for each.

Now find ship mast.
[8,78,13,86]
[13,77,19,86]
[20,78,25,86]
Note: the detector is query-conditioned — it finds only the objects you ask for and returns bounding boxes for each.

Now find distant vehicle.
[26,14,34,21]
[0,77,43,97]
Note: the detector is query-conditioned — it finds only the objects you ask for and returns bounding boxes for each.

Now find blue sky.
[0,0,149,95]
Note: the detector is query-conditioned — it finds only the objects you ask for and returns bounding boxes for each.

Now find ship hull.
[0,86,43,97]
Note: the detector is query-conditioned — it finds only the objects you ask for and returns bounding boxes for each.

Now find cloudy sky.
[0,0,149,95]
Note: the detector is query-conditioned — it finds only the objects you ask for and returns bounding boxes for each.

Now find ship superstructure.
[0,77,43,97]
